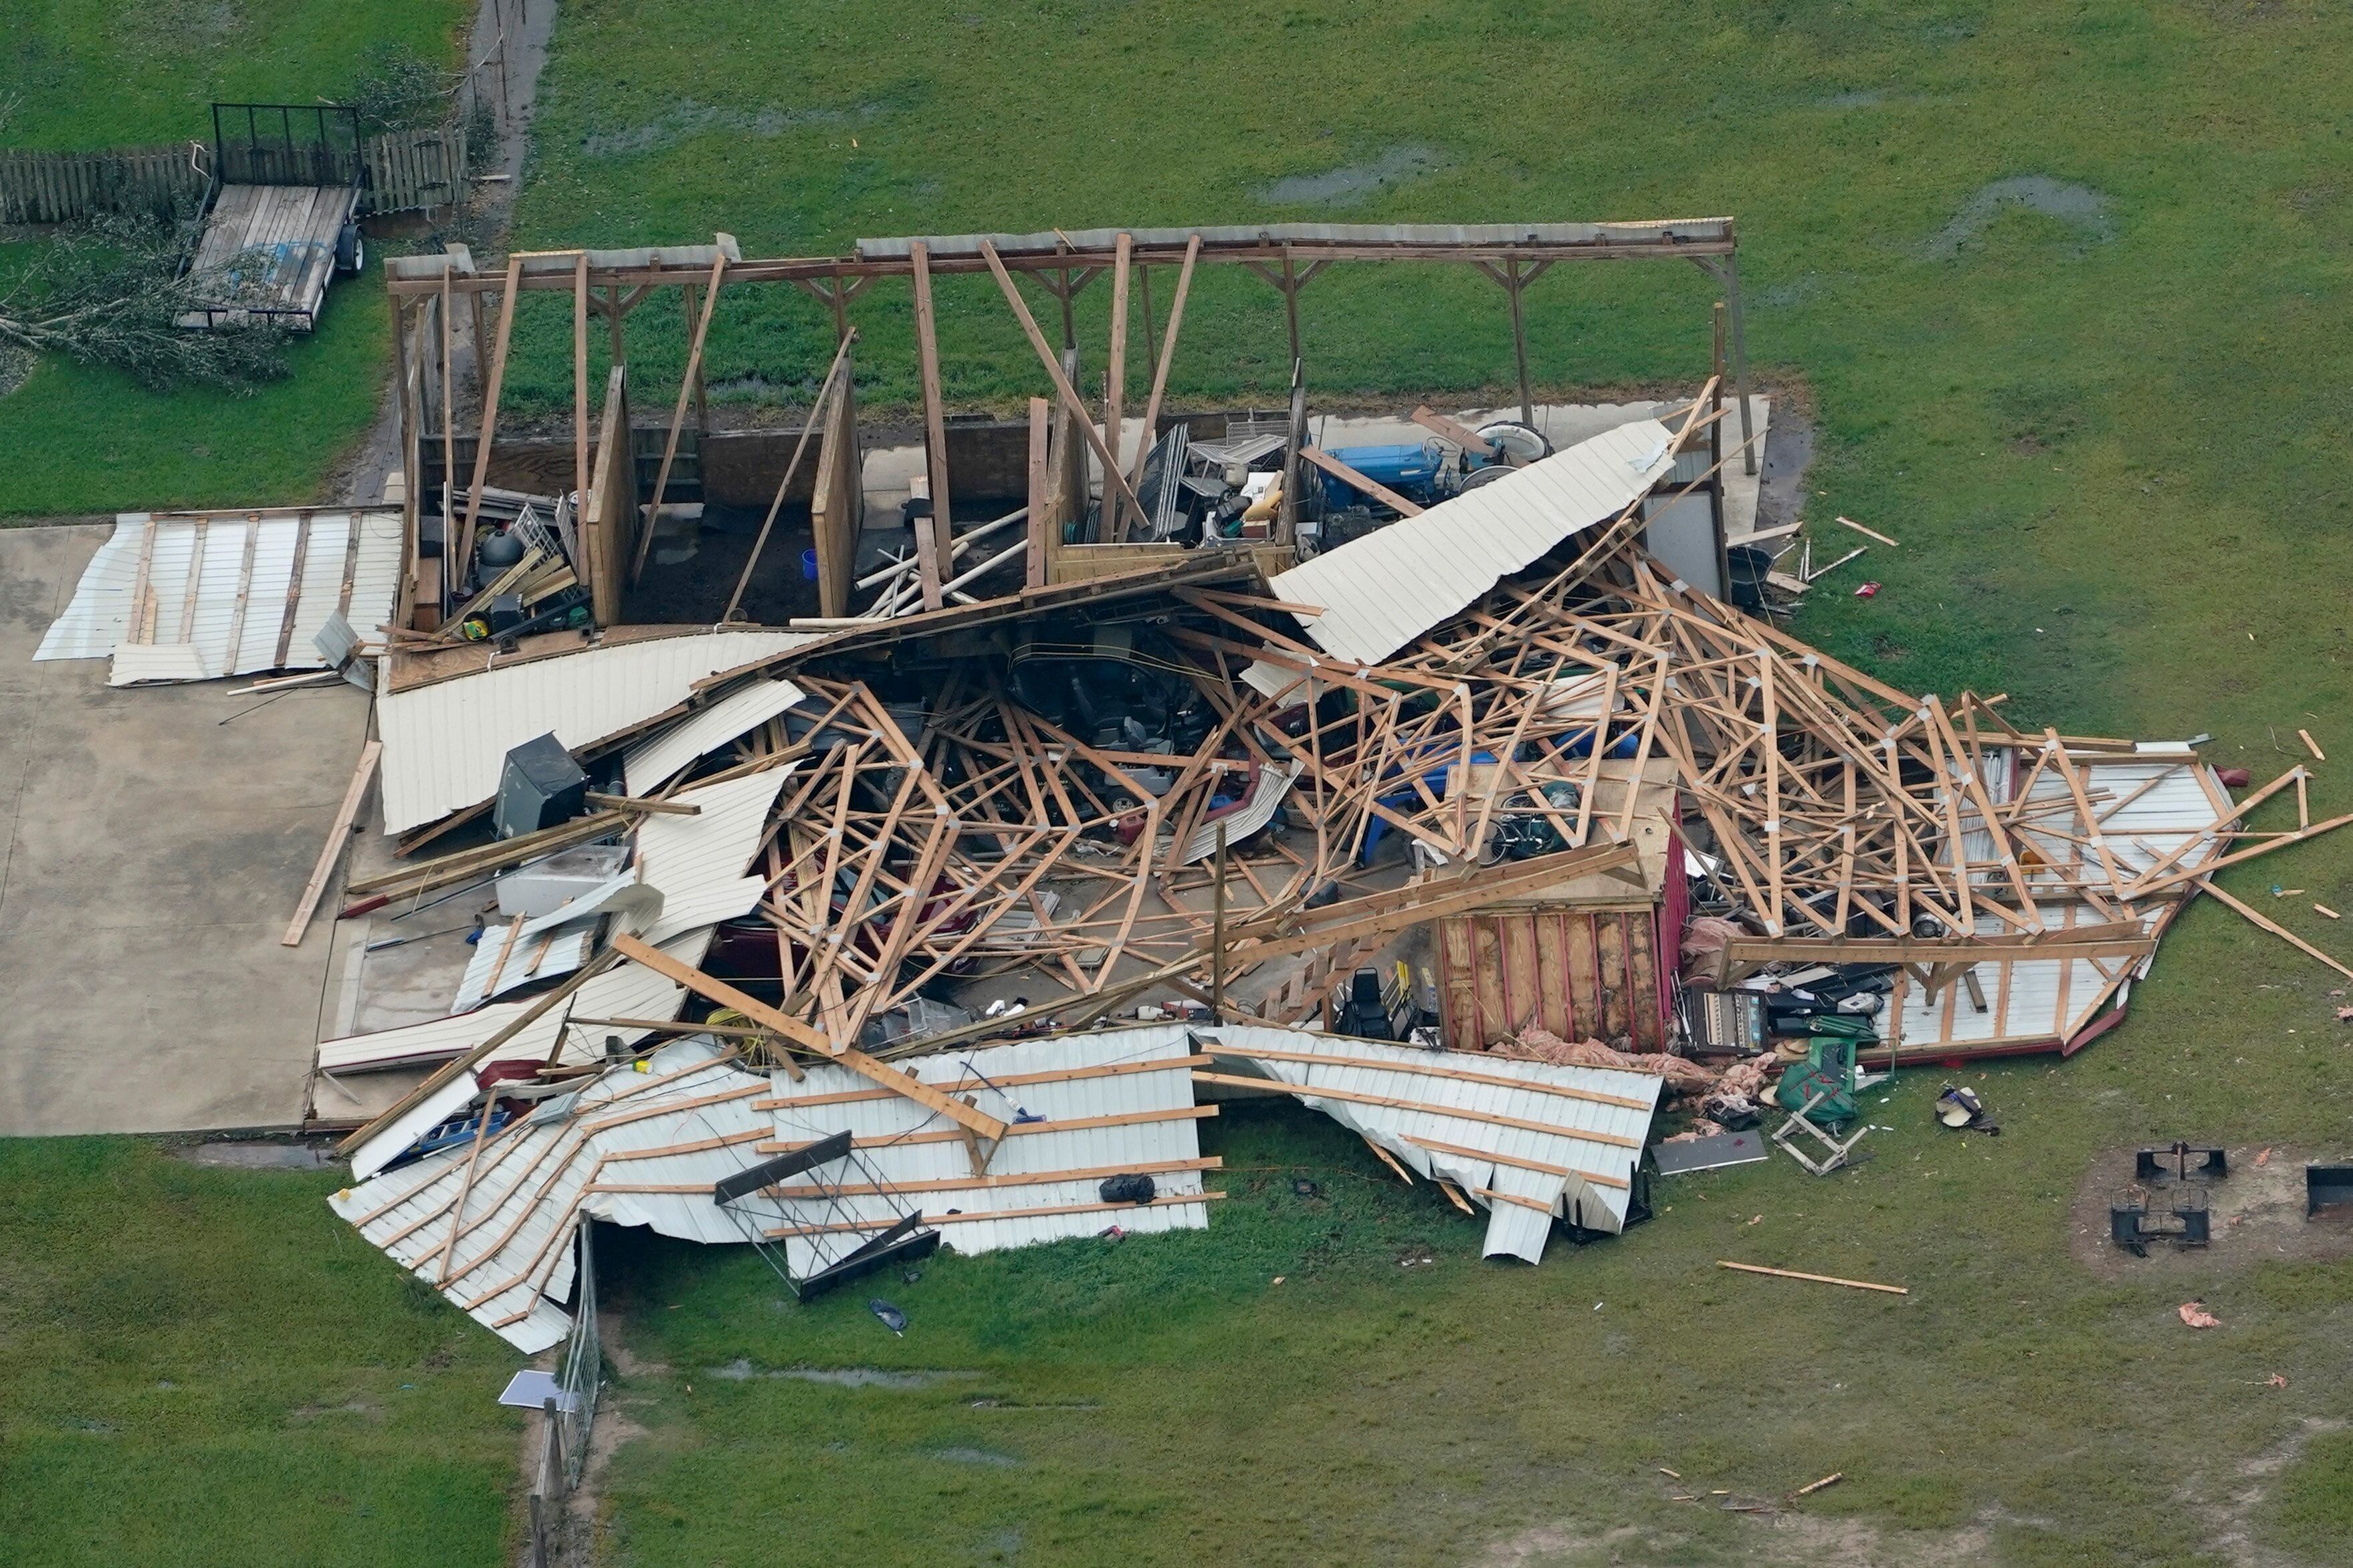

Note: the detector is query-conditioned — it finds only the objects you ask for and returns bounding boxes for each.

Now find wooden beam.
[1716,1260,1907,1296]
[2196,877,2353,982]
[909,239,954,609]
[609,933,1011,1140]
[1298,445,1425,516]
[1409,405,1498,460]
[573,253,590,515]
[282,740,381,945]
[1025,396,1050,589]
[633,252,728,584]
[1128,233,1200,488]
[725,330,857,623]
[455,253,524,580]
[1104,231,1131,480]
[977,239,1153,541]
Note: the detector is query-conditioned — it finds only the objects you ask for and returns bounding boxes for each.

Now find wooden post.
[978,241,1153,541]
[1025,396,1051,589]
[909,239,954,610]
[455,253,524,582]
[728,330,857,622]
[1724,243,1756,475]
[439,271,455,562]
[1211,820,1229,1016]
[573,253,590,513]
[1104,231,1131,478]
[682,280,710,434]
[1129,234,1199,488]
[1057,266,1076,349]
[1280,245,1302,370]
[633,253,727,585]
[604,284,624,368]
[1710,302,1732,594]
[1506,258,1533,428]
[1137,263,1156,386]
[826,266,850,341]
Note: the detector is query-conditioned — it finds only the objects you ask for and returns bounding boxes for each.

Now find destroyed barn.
[36,217,2338,1348]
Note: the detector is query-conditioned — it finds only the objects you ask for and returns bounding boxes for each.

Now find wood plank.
[609,933,1011,1139]
[633,252,728,584]
[1299,444,1425,516]
[272,513,314,668]
[284,736,385,945]
[909,239,954,608]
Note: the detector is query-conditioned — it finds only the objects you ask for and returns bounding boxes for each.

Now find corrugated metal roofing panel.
[1270,420,1675,665]
[1178,760,1302,864]
[752,1026,1209,1276]
[1198,1024,1661,1262]
[637,768,791,945]
[331,1039,777,1351]
[39,510,405,681]
[623,677,807,795]
[376,631,815,833]
[316,935,710,1074]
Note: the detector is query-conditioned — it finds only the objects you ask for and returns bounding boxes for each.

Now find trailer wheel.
[334,222,365,275]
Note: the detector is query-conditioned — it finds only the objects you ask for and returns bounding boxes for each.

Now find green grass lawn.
[0,0,468,150]
[0,1,470,520]
[0,268,394,518]
[0,1139,521,1567]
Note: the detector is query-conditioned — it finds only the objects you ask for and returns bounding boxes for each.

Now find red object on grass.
[1853,582,1880,598]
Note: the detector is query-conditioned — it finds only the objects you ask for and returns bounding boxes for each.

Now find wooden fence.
[0,126,469,225]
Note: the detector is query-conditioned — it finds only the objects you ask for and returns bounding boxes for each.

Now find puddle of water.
[932,1445,1023,1468]
[707,1359,981,1389]
[1258,145,1449,207]
[583,100,887,159]
[1924,175,2114,258]
[169,1141,332,1170]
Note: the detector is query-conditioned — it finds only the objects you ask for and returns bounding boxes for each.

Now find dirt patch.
[1257,145,1451,207]
[2179,1416,2347,1567]
[1924,175,2114,259]
[2067,1145,2353,1280]
[167,1137,334,1170]
[1484,1508,2011,1565]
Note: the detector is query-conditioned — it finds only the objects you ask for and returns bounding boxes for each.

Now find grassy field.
[0,1,469,519]
[0,0,468,150]
[0,1139,520,1567]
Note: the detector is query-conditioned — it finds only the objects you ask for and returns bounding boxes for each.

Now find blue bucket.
[801,548,819,581]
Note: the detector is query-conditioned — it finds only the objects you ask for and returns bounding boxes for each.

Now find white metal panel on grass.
[331,1040,778,1351]
[1269,420,1675,666]
[623,677,807,795]
[375,631,815,833]
[1198,1023,1661,1262]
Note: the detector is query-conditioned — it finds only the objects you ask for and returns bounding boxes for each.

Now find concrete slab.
[0,523,371,1136]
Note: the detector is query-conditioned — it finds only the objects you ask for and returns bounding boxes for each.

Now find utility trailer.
[178,104,367,330]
